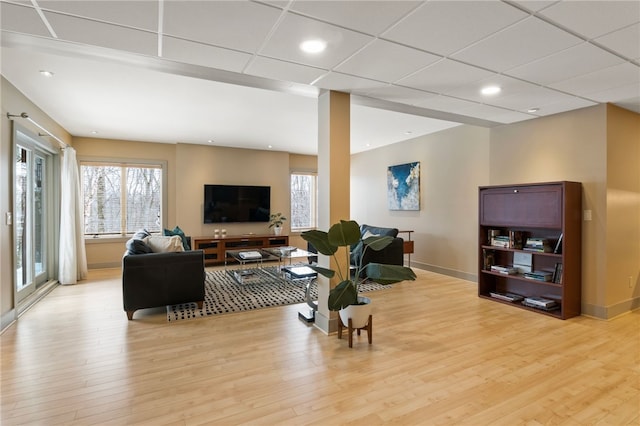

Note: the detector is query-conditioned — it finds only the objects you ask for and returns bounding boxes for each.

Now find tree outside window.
[82,162,162,236]
[290,172,317,231]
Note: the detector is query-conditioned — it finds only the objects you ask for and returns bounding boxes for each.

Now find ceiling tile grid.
[1,0,639,155]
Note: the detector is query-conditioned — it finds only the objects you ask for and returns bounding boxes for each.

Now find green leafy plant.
[302,220,416,311]
[269,213,287,228]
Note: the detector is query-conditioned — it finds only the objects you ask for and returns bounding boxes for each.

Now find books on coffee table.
[238,251,262,260]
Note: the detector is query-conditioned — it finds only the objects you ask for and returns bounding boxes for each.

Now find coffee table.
[260,246,315,278]
[224,249,276,285]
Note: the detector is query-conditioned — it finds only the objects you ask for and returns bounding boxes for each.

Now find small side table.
[398,230,414,267]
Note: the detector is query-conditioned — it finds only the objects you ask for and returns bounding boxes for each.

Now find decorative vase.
[273,226,282,236]
[338,296,372,329]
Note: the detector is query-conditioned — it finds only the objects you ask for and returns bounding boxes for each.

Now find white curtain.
[59,147,88,285]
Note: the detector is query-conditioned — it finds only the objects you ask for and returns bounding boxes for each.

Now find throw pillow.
[145,235,185,253]
[362,230,380,240]
[163,226,190,250]
[125,238,152,255]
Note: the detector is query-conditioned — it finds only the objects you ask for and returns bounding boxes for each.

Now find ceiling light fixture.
[481,85,501,96]
[207,139,213,143]
[90,130,98,135]
[527,108,540,113]
[268,145,273,149]
[39,70,54,77]
[300,39,327,54]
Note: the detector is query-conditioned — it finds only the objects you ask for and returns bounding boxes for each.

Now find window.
[290,172,317,231]
[81,161,163,237]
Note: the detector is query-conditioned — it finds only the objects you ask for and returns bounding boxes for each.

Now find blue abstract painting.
[387,162,420,211]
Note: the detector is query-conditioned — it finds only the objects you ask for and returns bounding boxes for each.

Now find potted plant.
[302,220,416,328]
[269,213,287,235]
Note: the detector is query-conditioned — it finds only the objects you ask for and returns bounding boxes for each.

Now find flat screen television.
[204,184,270,223]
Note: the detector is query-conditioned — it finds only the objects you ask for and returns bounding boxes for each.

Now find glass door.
[15,132,54,303]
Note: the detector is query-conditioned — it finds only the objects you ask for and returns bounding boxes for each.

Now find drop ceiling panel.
[396,59,494,94]
[550,62,640,98]
[446,74,542,104]
[314,72,386,92]
[356,85,437,106]
[585,82,640,105]
[245,56,327,85]
[162,1,282,53]
[456,103,534,124]
[539,1,640,39]
[484,85,585,112]
[595,23,640,61]
[289,0,420,35]
[531,97,597,117]
[260,13,373,69]
[37,0,158,31]
[0,3,51,37]
[506,42,626,85]
[413,95,483,114]
[510,1,557,13]
[381,1,528,56]
[43,11,157,55]
[335,39,440,83]
[162,37,252,73]
[452,17,583,71]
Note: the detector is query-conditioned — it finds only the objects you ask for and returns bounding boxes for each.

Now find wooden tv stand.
[192,234,289,266]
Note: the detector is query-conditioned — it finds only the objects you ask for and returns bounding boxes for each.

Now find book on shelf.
[489,292,524,302]
[523,237,552,252]
[490,235,510,248]
[522,300,560,311]
[490,265,518,275]
[482,248,495,271]
[523,270,553,281]
[553,263,563,284]
[553,233,563,254]
[524,296,557,308]
[513,252,532,273]
[509,230,525,249]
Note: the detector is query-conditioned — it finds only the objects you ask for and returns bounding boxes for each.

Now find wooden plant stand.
[337,315,372,348]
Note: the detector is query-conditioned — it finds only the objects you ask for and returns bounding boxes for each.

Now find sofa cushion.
[163,226,191,250]
[145,235,185,253]
[360,224,399,238]
[125,238,153,255]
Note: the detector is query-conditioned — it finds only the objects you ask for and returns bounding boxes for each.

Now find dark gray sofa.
[122,232,205,320]
[353,224,404,270]
[307,223,404,273]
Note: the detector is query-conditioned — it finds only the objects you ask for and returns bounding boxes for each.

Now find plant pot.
[339,296,372,329]
[273,226,282,236]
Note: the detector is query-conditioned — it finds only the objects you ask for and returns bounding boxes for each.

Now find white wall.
[351,125,491,279]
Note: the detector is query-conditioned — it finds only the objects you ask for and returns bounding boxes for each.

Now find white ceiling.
[1,0,639,155]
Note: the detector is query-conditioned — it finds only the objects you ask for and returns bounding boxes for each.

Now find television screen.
[204,184,270,223]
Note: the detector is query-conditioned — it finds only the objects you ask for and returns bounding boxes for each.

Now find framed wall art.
[387,161,420,211]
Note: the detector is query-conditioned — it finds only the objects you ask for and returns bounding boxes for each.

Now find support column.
[314,90,350,334]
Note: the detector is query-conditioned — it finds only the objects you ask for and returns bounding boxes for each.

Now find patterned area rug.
[167,267,390,322]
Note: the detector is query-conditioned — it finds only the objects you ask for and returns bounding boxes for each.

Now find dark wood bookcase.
[478,181,582,319]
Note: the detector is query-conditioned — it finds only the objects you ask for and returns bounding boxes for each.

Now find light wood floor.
[1,266,638,425]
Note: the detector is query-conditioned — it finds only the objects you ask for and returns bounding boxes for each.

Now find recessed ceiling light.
[481,85,501,96]
[90,130,98,135]
[39,70,54,77]
[207,139,214,143]
[268,145,273,149]
[300,39,327,54]
[527,108,540,113]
